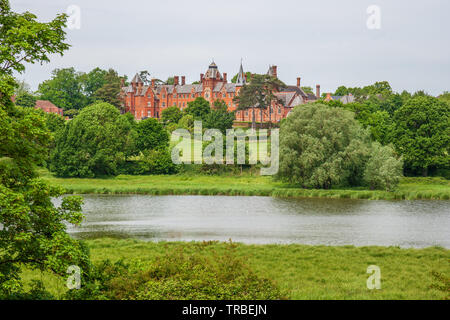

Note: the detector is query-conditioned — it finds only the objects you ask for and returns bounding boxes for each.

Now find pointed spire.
[236,60,246,86]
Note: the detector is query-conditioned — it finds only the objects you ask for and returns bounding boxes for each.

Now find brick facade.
[121,62,319,122]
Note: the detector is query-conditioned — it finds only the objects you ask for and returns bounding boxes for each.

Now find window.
[245,111,248,116]
[162,102,166,107]
[191,94,195,98]
[147,102,151,107]
[222,93,226,98]
[163,94,166,98]
[205,93,209,98]
[147,110,151,117]
[278,108,281,114]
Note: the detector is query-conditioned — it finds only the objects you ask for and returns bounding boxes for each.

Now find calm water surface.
[59,195,450,248]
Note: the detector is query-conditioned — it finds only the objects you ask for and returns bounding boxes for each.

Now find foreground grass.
[22,239,450,299]
[39,168,450,200]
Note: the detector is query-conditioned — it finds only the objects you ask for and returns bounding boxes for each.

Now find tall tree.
[233,74,285,128]
[184,97,211,120]
[204,100,235,134]
[161,105,182,125]
[38,67,87,109]
[82,67,108,101]
[93,69,122,110]
[50,102,134,177]
[390,96,449,176]
[0,0,89,298]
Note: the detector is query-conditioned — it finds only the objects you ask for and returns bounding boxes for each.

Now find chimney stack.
[120,78,125,87]
[297,77,301,88]
[181,76,185,86]
[316,84,321,99]
[245,74,248,82]
[200,73,204,82]
[223,72,227,82]
[151,79,155,88]
[174,76,179,86]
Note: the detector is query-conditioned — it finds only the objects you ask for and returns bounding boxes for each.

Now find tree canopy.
[0,0,89,299]
[278,103,402,190]
[390,96,449,176]
[49,102,134,177]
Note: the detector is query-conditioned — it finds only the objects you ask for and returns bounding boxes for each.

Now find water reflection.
[55,195,450,248]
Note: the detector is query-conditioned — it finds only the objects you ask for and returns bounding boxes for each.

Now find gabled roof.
[131,73,144,84]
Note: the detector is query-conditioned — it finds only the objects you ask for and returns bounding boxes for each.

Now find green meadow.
[21,239,450,300]
[39,168,450,200]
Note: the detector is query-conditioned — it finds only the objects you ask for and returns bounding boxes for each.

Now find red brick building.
[121,62,319,122]
[34,100,64,116]
[11,95,64,116]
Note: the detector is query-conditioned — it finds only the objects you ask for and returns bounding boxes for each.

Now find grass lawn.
[39,168,450,200]
[22,239,450,300]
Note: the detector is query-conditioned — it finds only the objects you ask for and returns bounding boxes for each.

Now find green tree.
[334,86,349,96]
[301,86,313,94]
[390,96,450,176]
[364,142,403,191]
[165,77,174,85]
[204,100,235,134]
[14,91,36,108]
[82,67,108,101]
[49,102,134,177]
[0,0,89,298]
[233,74,286,128]
[38,67,87,110]
[161,106,182,125]
[63,108,79,119]
[184,97,211,120]
[278,103,401,189]
[177,114,195,132]
[135,118,169,154]
[13,79,31,96]
[139,70,151,85]
[93,69,122,109]
[231,71,251,83]
[43,111,65,133]
[438,91,450,105]
[0,1,69,75]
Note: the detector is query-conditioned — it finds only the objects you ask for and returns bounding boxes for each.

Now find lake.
[59,195,450,248]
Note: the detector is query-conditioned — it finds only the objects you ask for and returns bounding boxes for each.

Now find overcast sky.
[10,0,450,95]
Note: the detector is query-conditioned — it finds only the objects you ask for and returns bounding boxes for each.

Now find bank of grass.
[39,168,450,200]
[21,239,450,300]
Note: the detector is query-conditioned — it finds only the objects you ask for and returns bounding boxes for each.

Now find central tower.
[201,61,225,89]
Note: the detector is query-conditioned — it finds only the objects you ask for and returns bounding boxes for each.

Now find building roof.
[131,73,144,84]
[35,100,60,110]
[236,61,246,86]
[204,61,222,80]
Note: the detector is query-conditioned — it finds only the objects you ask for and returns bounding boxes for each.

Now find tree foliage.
[204,100,235,134]
[233,74,286,128]
[161,106,182,125]
[49,102,134,177]
[0,0,89,298]
[14,91,36,108]
[92,69,122,109]
[135,118,169,154]
[184,97,211,120]
[278,104,402,190]
[38,67,87,110]
[390,96,449,176]
[0,0,69,75]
